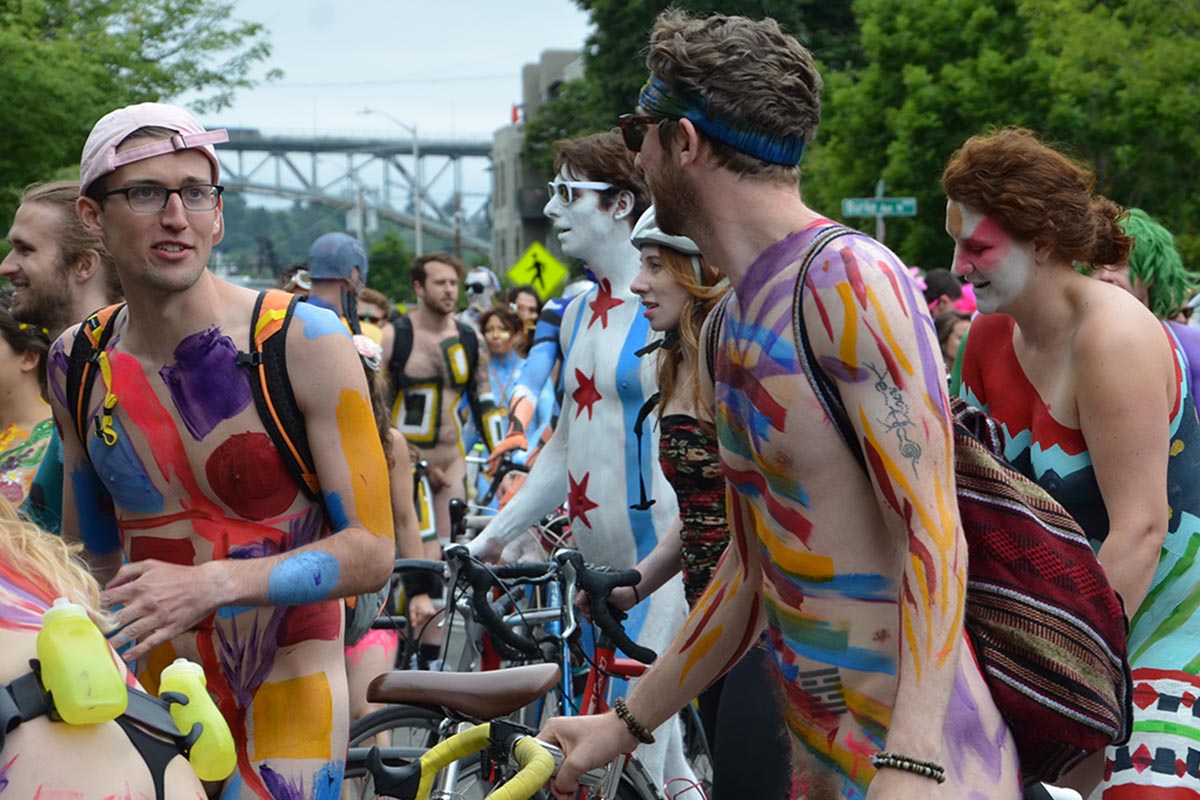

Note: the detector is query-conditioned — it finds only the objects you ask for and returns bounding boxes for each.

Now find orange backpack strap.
[64,303,125,450]
[236,290,324,506]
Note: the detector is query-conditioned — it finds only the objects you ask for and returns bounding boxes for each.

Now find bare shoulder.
[1074,281,1169,366]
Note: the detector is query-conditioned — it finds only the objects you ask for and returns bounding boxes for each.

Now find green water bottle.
[35,596,128,724]
[158,658,237,781]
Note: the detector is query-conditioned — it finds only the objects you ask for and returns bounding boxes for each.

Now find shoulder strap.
[704,292,733,386]
[387,315,414,400]
[236,290,323,505]
[791,225,868,472]
[65,303,125,450]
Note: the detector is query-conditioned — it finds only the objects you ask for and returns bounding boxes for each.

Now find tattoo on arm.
[866,362,922,472]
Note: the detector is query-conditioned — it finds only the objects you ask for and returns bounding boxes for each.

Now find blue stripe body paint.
[71,461,122,554]
[294,301,352,341]
[267,551,340,605]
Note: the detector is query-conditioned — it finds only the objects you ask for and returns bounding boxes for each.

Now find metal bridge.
[215,129,494,255]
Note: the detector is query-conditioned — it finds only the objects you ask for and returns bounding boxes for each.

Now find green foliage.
[367,232,416,305]
[806,0,1200,271]
[0,0,278,228]
[521,1,861,180]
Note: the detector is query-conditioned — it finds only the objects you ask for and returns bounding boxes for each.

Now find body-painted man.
[54,103,394,799]
[467,132,694,791]
[542,13,1020,800]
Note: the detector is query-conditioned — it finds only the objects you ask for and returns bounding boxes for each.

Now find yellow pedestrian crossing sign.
[507,242,568,300]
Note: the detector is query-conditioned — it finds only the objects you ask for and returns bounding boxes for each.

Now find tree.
[804,0,1200,269]
[523,1,861,178]
[0,0,278,228]
[367,232,416,306]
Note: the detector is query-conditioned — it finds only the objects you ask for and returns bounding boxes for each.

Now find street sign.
[507,241,568,300]
[841,197,918,218]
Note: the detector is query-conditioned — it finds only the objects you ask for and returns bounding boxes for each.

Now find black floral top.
[658,414,729,607]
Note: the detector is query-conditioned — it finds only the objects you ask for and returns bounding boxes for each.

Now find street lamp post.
[358,107,423,255]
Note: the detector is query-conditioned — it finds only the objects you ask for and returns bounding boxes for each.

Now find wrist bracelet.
[631,583,641,606]
[613,697,655,745]
[871,752,946,784]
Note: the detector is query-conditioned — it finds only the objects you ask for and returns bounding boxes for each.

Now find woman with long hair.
[617,207,795,798]
[947,127,1200,798]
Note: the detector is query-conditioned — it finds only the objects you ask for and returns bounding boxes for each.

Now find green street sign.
[841,197,918,218]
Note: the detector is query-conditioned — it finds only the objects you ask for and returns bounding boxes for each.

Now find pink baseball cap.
[79,102,229,197]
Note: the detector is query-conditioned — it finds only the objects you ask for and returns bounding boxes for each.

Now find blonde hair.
[0,498,114,630]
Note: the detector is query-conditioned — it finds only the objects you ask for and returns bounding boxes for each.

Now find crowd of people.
[1,7,1199,800]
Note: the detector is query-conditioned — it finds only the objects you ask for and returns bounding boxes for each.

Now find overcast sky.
[184,0,593,140]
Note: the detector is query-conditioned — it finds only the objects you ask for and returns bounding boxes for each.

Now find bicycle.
[342,549,707,800]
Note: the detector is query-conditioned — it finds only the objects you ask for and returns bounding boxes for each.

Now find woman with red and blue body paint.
[950,128,1200,799]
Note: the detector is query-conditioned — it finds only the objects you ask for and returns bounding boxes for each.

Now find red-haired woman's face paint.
[945,201,1036,314]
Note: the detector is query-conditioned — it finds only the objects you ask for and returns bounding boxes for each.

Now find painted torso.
[48,300,354,799]
[558,277,679,569]
[962,312,1200,796]
[713,223,1018,797]
[393,318,478,468]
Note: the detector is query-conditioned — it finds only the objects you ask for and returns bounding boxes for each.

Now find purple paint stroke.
[879,250,950,418]
[47,341,70,409]
[216,605,286,710]
[818,355,872,385]
[944,668,1006,782]
[0,752,17,794]
[260,764,305,800]
[739,225,828,299]
[159,328,252,441]
[0,574,49,630]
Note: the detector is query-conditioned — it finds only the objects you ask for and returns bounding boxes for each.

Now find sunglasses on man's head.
[546,180,615,205]
[618,114,666,153]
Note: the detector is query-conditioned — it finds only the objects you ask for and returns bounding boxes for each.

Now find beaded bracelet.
[613,697,655,745]
[871,751,946,784]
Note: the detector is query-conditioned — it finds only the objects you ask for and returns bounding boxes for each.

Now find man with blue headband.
[543,11,1019,799]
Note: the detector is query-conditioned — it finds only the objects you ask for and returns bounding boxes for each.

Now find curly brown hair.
[941,127,1131,267]
[646,10,822,183]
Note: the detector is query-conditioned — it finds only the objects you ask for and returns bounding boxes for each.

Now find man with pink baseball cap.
[51,102,395,797]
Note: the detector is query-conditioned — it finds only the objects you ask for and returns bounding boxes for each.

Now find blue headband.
[638,75,807,166]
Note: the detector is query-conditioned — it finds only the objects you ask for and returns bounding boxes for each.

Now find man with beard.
[2,180,123,532]
[467,131,695,792]
[541,12,1019,800]
[383,252,500,666]
[56,102,394,798]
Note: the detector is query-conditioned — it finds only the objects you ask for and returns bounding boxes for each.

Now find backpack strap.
[790,225,868,472]
[235,290,323,506]
[0,671,48,756]
[65,304,125,450]
[387,315,415,400]
[704,292,733,387]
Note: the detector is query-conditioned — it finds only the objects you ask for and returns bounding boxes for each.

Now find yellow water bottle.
[158,658,237,781]
[35,596,128,724]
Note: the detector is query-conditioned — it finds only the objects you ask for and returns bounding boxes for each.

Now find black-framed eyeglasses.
[546,180,615,205]
[618,114,667,153]
[102,184,224,214]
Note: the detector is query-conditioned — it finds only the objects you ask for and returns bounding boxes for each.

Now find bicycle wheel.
[678,704,713,797]
[342,705,444,800]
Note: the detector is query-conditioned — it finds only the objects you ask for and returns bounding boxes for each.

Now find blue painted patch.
[322,490,349,531]
[217,605,255,618]
[294,302,352,341]
[218,770,243,799]
[313,761,345,800]
[267,551,340,605]
[70,461,121,555]
[88,416,164,514]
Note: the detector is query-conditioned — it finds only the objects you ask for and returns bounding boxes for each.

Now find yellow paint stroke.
[336,388,393,538]
[753,503,830,578]
[834,283,860,370]
[842,685,892,732]
[252,672,334,760]
[781,702,876,786]
[679,626,724,687]
[865,286,914,376]
[1172,439,1185,457]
